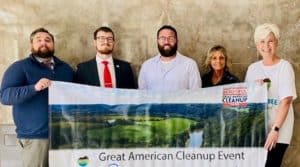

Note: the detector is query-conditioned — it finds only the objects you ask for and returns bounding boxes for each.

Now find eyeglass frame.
[95,36,114,43]
[157,36,177,43]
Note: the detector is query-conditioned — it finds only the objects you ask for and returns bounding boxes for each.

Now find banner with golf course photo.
[49,81,268,167]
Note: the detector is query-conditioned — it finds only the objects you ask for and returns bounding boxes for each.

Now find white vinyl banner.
[49,81,268,167]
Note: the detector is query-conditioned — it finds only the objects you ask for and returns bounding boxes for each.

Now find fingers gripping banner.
[49,81,268,167]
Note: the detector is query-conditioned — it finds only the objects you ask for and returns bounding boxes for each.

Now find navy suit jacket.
[75,58,136,89]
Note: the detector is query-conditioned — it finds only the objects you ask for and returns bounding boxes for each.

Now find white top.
[96,54,116,88]
[138,52,202,92]
[245,59,297,144]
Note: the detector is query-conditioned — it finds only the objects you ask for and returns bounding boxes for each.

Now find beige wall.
[0,0,299,166]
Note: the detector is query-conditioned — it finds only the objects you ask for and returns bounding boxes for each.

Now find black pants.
[265,143,288,167]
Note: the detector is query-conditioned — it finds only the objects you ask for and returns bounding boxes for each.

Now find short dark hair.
[157,25,177,39]
[30,27,54,42]
[93,26,115,40]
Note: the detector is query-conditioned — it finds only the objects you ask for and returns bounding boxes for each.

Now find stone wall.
[0,0,299,166]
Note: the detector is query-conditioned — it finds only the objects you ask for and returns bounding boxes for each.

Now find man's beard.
[99,48,113,54]
[32,46,54,58]
[158,43,177,57]
[98,45,113,55]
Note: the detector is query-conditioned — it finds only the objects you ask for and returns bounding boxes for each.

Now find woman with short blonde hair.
[245,23,297,167]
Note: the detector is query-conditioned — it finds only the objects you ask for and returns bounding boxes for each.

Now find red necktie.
[102,61,112,88]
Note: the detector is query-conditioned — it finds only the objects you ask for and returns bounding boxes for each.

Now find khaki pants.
[18,139,49,167]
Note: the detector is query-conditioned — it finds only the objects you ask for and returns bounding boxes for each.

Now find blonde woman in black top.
[202,45,239,87]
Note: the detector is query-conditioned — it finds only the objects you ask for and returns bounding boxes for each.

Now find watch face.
[273,126,279,132]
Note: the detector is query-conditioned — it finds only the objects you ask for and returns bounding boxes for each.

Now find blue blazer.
[75,58,136,89]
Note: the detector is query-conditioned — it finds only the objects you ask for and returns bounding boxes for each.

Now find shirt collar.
[34,56,54,64]
[154,51,180,63]
[96,53,113,64]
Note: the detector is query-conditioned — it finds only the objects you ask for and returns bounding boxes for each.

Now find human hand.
[34,78,51,91]
[264,131,279,151]
[255,78,271,86]
[255,79,264,85]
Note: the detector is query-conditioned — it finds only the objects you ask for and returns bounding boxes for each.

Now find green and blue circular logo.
[77,156,89,167]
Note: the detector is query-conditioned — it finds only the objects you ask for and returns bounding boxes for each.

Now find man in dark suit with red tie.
[75,26,136,89]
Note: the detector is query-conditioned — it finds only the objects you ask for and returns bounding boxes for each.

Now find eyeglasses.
[157,36,176,42]
[96,36,114,43]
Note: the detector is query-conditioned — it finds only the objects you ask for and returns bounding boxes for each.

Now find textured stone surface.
[0,0,299,165]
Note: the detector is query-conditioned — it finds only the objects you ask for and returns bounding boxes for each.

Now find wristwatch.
[272,126,280,132]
